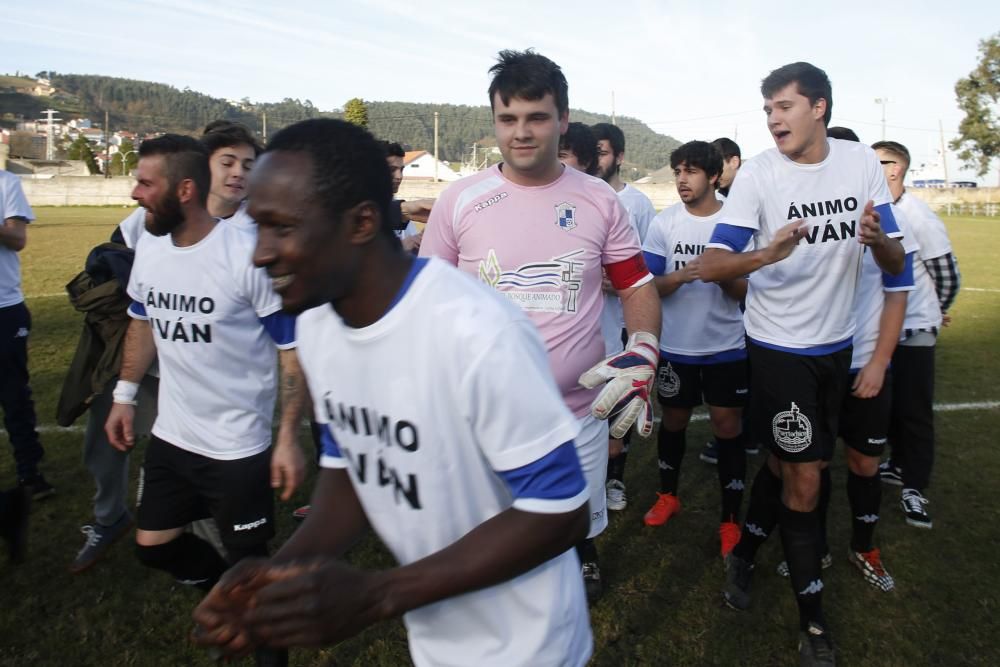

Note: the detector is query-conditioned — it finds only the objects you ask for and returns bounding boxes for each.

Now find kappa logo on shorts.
[14,327,29,338]
[657,362,680,398]
[555,201,577,231]
[772,401,812,453]
[233,517,268,532]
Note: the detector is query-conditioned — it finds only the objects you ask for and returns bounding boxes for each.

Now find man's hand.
[851,359,888,399]
[942,313,952,327]
[763,219,807,265]
[271,435,306,502]
[579,331,659,438]
[858,200,888,248]
[400,199,435,223]
[105,403,137,451]
[675,257,701,284]
[401,231,423,254]
[192,558,281,657]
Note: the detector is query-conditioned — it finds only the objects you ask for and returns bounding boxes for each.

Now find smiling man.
[191,118,593,667]
[699,62,904,666]
[420,49,661,601]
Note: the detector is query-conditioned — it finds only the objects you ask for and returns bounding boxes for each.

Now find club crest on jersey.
[555,202,577,231]
[772,402,812,453]
[657,362,680,398]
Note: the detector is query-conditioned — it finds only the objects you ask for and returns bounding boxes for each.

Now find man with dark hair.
[872,139,960,529]
[377,139,432,254]
[827,127,860,142]
[559,122,598,175]
[711,137,742,199]
[191,118,593,666]
[640,141,748,558]
[700,62,904,665]
[421,49,661,601]
[591,121,657,512]
[106,134,300,666]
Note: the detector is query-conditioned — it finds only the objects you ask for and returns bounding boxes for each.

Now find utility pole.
[39,108,59,160]
[939,119,949,185]
[104,109,111,178]
[262,112,267,141]
[433,111,440,182]
[611,91,616,126]
[874,97,889,141]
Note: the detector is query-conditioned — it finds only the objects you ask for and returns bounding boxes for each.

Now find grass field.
[1,207,998,666]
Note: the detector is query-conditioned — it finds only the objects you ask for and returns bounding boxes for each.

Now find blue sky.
[3,0,998,182]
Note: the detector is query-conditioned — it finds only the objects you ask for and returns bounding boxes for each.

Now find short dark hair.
[488,49,568,116]
[670,140,723,182]
[591,122,625,157]
[872,140,912,173]
[201,120,262,156]
[711,137,741,160]
[265,119,394,238]
[560,122,598,175]
[138,134,210,206]
[379,140,405,159]
[827,126,859,142]
[761,62,833,126]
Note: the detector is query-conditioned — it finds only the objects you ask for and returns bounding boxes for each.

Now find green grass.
[1,209,998,665]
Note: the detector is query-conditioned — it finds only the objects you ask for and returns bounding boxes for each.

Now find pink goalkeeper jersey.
[420,164,647,417]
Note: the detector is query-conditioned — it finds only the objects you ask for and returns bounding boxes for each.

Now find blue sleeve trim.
[128,300,147,318]
[260,311,296,346]
[642,251,667,276]
[883,252,915,289]
[875,202,900,236]
[709,223,754,252]
[320,424,342,459]
[497,441,586,501]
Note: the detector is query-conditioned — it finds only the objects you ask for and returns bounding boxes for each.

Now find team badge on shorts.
[555,202,577,231]
[658,362,680,398]
[772,401,812,453]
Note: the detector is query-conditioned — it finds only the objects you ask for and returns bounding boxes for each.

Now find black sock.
[607,452,628,482]
[779,503,825,631]
[733,463,782,563]
[657,426,686,494]
[716,434,746,523]
[135,533,228,591]
[575,538,598,564]
[817,467,831,556]
[847,471,881,552]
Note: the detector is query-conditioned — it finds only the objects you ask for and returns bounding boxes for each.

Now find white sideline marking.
[963,287,1000,293]
[5,400,998,436]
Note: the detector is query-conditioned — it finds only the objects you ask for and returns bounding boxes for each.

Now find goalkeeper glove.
[579,331,659,438]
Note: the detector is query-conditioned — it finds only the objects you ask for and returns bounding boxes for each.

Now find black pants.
[888,344,935,490]
[0,302,42,480]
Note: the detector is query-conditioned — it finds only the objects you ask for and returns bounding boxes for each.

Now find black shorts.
[747,341,852,463]
[839,370,892,457]
[656,357,749,409]
[136,436,275,548]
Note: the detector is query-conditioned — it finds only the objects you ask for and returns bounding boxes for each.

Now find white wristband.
[113,380,140,406]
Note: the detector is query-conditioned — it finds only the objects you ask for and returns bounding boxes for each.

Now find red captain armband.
[605,253,651,290]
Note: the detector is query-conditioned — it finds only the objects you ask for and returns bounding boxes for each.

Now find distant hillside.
[0,73,680,172]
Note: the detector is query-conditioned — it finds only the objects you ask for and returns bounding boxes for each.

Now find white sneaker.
[606,479,627,511]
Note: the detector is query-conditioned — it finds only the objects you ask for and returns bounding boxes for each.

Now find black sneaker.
[900,488,932,529]
[69,512,133,573]
[722,553,754,610]
[581,560,602,604]
[798,623,836,666]
[19,473,55,501]
[878,460,903,487]
[700,440,719,464]
[0,486,30,563]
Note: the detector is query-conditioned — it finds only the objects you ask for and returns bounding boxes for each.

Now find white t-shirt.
[0,170,35,308]
[710,138,900,350]
[643,203,746,359]
[118,200,254,248]
[600,183,658,355]
[127,221,293,460]
[895,191,949,332]
[301,258,592,667]
[850,209,917,370]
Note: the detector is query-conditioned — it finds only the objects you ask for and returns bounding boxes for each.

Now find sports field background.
[1,208,997,665]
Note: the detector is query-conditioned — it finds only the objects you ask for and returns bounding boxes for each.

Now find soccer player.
[191,118,593,666]
[559,122,599,175]
[71,121,267,573]
[699,62,904,665]
[591,121,657,512]
[711,137,742,200]
[105,135,301,665]
[0,167,52,500]
[420,50,661,601]
[640,141,748,558]
[873,140,961,529]
[381,140,433,254]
